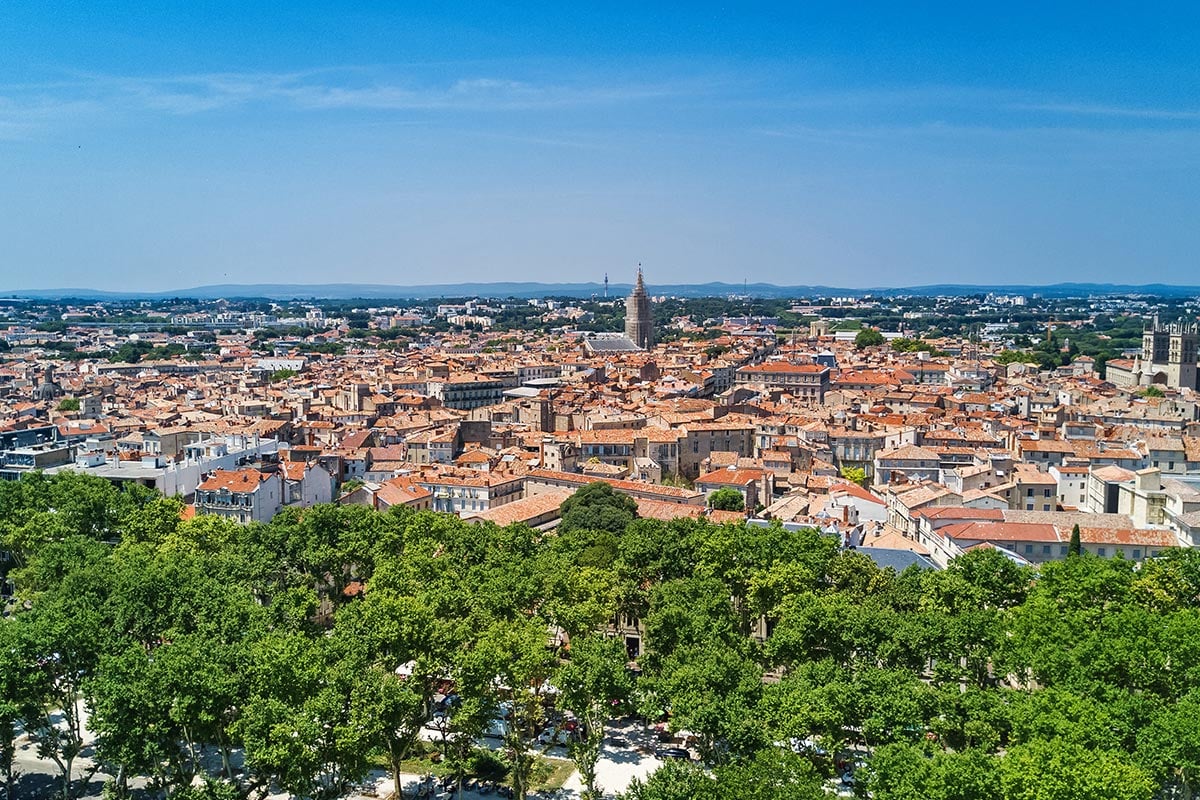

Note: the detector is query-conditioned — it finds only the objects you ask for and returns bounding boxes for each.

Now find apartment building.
[195,468,282,524]
[735,362,831,403]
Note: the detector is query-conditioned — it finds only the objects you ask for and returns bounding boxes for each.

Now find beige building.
[1107,320,1199,390]
[195,468,282,524]
[735,362,831,403]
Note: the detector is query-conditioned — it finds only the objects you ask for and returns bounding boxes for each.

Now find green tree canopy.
[559,481,639,534]
[855,328,886,349]
[0,470,1196,800]
[707,488,745,511]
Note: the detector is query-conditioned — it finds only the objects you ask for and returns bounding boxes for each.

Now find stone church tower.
[624,268,654,350]
[1136,318,1199,390]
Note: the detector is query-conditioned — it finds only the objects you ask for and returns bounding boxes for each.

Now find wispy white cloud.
[753,84,1200,126]
[753,118,1200,173]
[755,120,1199,140]
[6,69,1199,148]
[0,95,102,140]
[0,68,689,127]
[757,84,1027,111]
[1006,101,1200,122]
[0,70,686,144]
[297,74,682,111]
[750,85,1200,160]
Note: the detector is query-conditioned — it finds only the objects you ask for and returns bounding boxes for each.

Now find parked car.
[538,727,571,746]
[484,716,511,739]
[655,746,691,760]
[787,736,829,757]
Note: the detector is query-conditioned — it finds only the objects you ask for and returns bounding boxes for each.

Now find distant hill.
[4,281,1199,301]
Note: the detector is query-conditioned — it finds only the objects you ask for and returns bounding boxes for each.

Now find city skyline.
[2,3,1199,290]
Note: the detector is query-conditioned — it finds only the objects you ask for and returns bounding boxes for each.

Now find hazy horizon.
[8,278,1200,303]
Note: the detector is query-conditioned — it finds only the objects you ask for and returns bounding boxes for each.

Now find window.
[1097,547,1106,557]
[1060,546,1069,556]
[1024,544,1034,554]
[1042,545,1051,555]
[1044,488,1053,498]
[1026,487,1034,497]
[1132,549,1141,559]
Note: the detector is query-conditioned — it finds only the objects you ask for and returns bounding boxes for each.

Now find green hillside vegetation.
[889,337,946,356]
[0,472,1196,800]
[996,314,1148,375]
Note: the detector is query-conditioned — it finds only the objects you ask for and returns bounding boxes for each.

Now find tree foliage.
[839,465,867,486]
[707,488,745,511]
[559,481,639,534]
[1069,523,1082,557]
[854,328,886,350]
[0,472,1196,799]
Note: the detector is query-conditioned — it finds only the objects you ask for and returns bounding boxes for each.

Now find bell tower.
[624,267,654,350]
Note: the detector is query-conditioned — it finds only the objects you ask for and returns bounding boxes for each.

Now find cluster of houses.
[3,309,1200,573]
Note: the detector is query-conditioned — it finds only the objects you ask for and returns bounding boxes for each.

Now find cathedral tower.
[624,268,654,350]
[1168,322,1199,390]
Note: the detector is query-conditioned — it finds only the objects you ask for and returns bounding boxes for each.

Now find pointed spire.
[625,264,653,349]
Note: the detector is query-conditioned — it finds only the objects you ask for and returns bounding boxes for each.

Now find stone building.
[1107,319,1199,391]
[624,268,654,350]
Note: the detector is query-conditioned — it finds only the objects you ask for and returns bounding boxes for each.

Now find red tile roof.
[696,468,767,487]
[197,468,270,492]
[738,362,829,374]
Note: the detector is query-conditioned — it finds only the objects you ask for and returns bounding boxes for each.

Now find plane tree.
[18,595,108,800]
[620,748,828,800]
[0,622,40,800]
[234,632,374,800]
[335,589,446,799]
[1135,689,1200,800]
[472,618,559,800]
[559,481,638,535]
[555,635,634,799]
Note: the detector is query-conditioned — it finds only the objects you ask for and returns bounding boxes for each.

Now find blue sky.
[2,2,1198,291]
